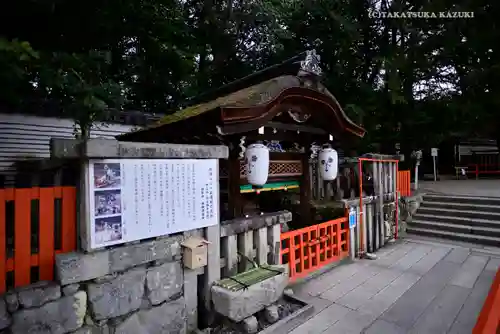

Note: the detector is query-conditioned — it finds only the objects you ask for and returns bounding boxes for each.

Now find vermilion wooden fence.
[474,268,500,334]
[0,187,77,293]
[398,170,411,197]
[281,217,349,281]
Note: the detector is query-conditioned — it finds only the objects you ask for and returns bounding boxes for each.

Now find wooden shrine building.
[118,50,366,227]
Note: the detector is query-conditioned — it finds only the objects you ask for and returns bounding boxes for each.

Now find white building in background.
[0,110,161,185]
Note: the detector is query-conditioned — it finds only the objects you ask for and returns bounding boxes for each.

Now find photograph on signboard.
[94,163,121,189]
[94,190,121,217]
[94,215,123,244]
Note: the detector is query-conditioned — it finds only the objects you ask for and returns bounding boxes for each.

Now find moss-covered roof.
[117,74,366,140]
[154,75,301,126]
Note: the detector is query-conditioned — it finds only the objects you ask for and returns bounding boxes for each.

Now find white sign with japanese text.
[85,159,218,249]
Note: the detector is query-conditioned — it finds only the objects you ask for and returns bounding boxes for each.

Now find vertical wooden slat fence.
[0,187,77,293]
[398,170,411,197]
[280,217,349,282]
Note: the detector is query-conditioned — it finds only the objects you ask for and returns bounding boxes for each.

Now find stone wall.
[0,235,188,334]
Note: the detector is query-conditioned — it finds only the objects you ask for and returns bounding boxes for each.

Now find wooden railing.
[0,187,77,293]
[467,164,500,179]
[398,170,411,197]
[474,268,500,334]
[281,217,349,282]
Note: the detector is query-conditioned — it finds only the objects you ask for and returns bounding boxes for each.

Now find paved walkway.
[418,179,500,197]
[289,239,500,334]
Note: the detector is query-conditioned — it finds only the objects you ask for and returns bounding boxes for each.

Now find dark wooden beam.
[227,144,244,219]
[266,121,327,135]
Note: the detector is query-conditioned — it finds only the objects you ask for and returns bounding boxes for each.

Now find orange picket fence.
[280,217,349,282]
[0,187,77,293]
[474,268,500,334]
[398,170,411,197]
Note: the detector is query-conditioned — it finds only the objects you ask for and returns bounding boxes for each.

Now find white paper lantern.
[318,147,338,180]
[245,143,270,186]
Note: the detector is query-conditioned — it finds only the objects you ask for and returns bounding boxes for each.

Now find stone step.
[409,219,500,238]
[406,226,500,247]
[416,206,500,221]
[423,194,500,206]
[419,201,500,213]
[412,213,500,229]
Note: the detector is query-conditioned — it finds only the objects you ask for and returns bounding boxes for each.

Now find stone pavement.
[288,239,500,334]
[418,179,500,198]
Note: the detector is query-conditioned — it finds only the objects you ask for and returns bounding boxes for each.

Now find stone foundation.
[211,265,289,322]
[0,235,187,334]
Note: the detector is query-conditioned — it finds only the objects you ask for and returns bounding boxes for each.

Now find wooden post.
[268,224,281,265]
[367,202,374,253]
[362,202,367,254]
[392,162,398,239]
[300,149,312,225]
[183,229,203,332]
[227,152,243,219]
[377,161,385,247]
[372,162,379,250]
[202,161,222,326]
[384,163,389,201]
[238,231,254,272]
[221,235,238,277]
[254,227,268,265]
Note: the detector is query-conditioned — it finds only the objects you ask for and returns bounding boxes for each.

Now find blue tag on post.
[349,208,357,228]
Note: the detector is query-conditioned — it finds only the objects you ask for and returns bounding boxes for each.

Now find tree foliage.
[0,0,497,146]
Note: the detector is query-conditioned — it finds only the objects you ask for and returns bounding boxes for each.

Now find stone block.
[56,236,182,285]
[241,316,258,334]
[211,265,289,322]
[56,251,110,285]
[364,319,407,334]
[137,297,186,333]
[113,298,186,334]
[17,281,61,308]
[108,236,182,272]
[11,291,87,334]
[450,255,488,288]
[325,308,376,334]
[87,267,146,320]
[444,248,470,264]
[263,305,279,324]
[4,291,19,313]
[113,313,143,334]
[0,299,11,330]
[146,261,183,305]
[62,283,81,296]
[50,138,229,159]
[289,303,349,334]
[220,211,292,237]
[411,284,470,334]
[73,325,110,334]
[382,260,460,329]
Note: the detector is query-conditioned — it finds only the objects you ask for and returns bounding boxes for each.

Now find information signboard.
[85,159,219,249]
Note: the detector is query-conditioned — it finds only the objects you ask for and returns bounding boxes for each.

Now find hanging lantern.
[318,146,338,180]
[245,143,269,186]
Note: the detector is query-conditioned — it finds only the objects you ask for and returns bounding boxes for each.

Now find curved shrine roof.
[117,51,366,142]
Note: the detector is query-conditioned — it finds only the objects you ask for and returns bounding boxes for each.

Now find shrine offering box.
[181,237,211,269]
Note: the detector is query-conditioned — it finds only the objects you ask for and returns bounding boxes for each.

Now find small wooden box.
[181,237,210,269]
